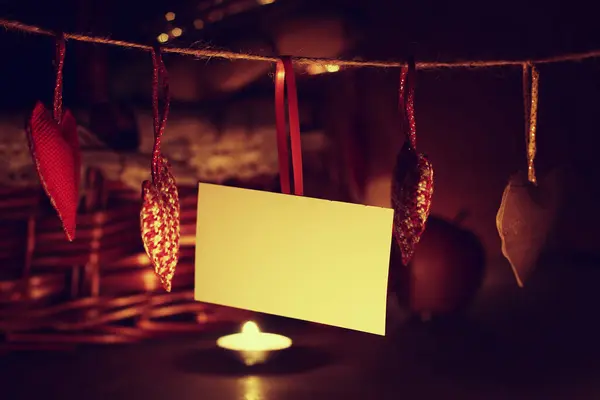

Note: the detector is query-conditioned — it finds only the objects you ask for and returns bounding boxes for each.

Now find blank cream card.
[194,183,393,335]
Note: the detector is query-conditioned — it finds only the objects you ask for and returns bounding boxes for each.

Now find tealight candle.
[216,321,292,366]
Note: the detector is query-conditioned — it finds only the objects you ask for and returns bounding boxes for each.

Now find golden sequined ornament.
[391,62,434,266]
[140,48,180,292]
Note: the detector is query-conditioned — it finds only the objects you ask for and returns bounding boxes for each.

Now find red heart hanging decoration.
[28,103,80,241]
[391,62,434,266]
[140,47,180,292]
[26,35,80,242]
[141,156,180,292]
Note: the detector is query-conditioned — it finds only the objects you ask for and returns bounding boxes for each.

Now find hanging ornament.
[27,34,81,241]
[391,60,434,266]
[140,48,181,292]
[496,170,562,287]
[274,56,304,196]
[496,63,561,287]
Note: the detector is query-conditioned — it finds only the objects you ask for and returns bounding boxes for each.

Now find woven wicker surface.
[0,170,276,351]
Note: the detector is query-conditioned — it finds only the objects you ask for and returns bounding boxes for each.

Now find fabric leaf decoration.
[496,170,562,286]
[496,64,561,287]
[391,61,434,266]
[141,156,180,291]
[140,48,180,292]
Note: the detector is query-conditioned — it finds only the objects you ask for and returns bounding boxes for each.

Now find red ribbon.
[399,59,417,149]
[274,57,304,196]
[53,33,66,123]
[150,47,171,181]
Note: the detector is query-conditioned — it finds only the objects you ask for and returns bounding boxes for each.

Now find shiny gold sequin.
[524,64,539,185]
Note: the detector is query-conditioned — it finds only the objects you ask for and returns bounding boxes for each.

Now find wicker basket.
[0,169,272,351]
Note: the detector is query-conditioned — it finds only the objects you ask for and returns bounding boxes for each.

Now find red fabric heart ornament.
[140,48,180,292]
[26,36,80,242]
[391,62,434,266]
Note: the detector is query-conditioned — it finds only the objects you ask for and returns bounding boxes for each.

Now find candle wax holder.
[216,321,292,366]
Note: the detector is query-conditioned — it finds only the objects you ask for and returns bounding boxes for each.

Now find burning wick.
[216,321,292,366]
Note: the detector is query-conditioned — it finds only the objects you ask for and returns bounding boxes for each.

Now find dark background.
[0,0,599,258]
[2,2,600,398]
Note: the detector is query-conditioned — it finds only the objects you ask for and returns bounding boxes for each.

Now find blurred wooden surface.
[1,256,600,399]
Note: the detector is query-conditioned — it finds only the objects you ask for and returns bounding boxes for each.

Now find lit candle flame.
[242,321,260,334]
[216,320,292,366]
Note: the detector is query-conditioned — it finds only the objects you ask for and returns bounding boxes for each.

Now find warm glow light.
[136,253,151,266]
[157,33,169,43]
[165,12,176,21]
[171,27,183,37]
[306,65,324,75]
[258,0,275,4]
[196,312,209,324]
[306,64,340,75]
[216,320,292,365]
[142,270,159,291]
[242,376,263,400]
[193,19,205,29]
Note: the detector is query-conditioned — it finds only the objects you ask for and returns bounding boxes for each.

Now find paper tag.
[194,183,393,335]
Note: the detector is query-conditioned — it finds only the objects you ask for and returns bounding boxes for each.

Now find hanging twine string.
[3,18,600,69]
[522,63,539,185]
